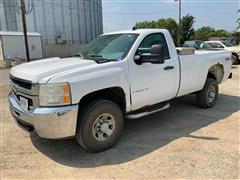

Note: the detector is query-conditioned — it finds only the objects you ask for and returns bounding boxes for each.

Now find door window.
[207,42,224,48]
[136,33,170,59]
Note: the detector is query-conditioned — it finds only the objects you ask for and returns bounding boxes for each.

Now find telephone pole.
[175,0,182,47]
[20,0,30,62]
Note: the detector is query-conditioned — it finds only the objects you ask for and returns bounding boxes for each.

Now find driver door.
[129,33,178,110]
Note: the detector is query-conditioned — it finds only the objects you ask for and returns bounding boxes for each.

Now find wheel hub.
[92,113,115,141]
[207,85,216,103]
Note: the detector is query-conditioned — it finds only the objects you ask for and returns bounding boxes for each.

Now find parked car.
[209,37,239,46]
[183,40,220,51]
[205,41,240,64]
[9,29,232,152]
[183,40,203,49]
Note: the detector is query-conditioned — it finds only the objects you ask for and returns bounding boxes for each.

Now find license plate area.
[19,96,28,111]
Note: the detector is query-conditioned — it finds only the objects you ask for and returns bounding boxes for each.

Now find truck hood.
[10,57,97,83]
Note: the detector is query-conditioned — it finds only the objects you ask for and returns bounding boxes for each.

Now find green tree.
[180,14,195,44]
[237,10,240,29]
[232,31,240,44]
[194,27,231,40]
[134,18,178,45]
[157,18,178,45]
[194,26,216,40]
[135,20,157,29]
[214,29,231,37]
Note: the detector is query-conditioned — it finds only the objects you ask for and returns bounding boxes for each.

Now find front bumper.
[8,92,79,139]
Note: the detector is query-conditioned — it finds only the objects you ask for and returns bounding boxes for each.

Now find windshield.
[221,41,234,47]
[200,42,212,49]
[195,40,203,46]
[76,33,138,61]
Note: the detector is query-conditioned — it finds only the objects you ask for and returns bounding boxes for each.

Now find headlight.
[39,83,71,106]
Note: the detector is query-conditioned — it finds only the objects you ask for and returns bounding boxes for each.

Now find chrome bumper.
[8,92,79,139]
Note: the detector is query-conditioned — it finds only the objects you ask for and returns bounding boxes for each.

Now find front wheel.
[196,78,218,108]
[231,55,238,65]
[76,99,124,152]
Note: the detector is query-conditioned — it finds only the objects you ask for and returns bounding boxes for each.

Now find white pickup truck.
[9,29,232,152]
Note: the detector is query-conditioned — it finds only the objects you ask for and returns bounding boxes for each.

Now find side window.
[136,33,170,59]
[209,42,223,48]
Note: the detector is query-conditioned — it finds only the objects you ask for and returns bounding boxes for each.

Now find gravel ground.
[0,66,239,179]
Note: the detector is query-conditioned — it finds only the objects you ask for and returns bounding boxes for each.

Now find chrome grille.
[10,75,39,109]
[10,76,32,89]
[10,75,39,96]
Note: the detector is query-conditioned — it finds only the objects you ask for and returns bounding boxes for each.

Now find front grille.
[10,75,39,108]
[15,94,33,110]
[10,76,32,90]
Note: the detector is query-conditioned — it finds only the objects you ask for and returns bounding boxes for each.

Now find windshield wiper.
[87,54,103,58]
[74,53,83,57]
[94,58,117,63]
[83,54,117,63]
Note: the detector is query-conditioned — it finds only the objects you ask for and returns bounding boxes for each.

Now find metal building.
[0,0,103,58]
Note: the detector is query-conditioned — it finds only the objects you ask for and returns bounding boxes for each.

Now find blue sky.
[102,0,239,33]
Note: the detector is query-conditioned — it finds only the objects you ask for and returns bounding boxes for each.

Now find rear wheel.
[196,78,218,108]
[76,99,124,152]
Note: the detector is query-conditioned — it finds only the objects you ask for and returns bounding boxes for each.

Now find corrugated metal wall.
[0,0,103,44]
[0,0,18,31]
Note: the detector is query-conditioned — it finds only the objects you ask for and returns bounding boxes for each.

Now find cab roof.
[102,29,169,36]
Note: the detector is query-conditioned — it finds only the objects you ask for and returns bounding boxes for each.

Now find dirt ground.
[0,66,239,179]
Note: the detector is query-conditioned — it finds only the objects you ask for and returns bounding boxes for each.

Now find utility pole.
[20,0,30,62]
[175,0,182,47]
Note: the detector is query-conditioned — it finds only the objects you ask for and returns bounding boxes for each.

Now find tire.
[196,78,218,108]
[76,99,124,152]
[231,55,238,65]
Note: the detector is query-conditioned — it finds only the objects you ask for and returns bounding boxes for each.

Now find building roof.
[0,31,42,36]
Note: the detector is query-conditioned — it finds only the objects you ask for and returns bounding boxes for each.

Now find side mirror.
[134,44,165,65]
[217,45,223,49]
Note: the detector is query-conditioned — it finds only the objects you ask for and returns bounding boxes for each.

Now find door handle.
[164,66,174,70]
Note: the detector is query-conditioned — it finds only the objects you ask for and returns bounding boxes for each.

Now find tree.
[232,31,240,44]
[194,27,231,40]
[194,26,215,40]
[134,18,178,45]
[157,18,178,45]
[180,14,195,44]
[135,20,157,29]
[237,10,240,29]
[214,29,231,37]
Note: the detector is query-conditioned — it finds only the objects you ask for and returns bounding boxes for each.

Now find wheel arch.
[78,86,127,114]
[232,52,238,60]
[207,64,224,84]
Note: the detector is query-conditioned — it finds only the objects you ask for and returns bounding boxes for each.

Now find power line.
[103,9,177,15]
[102,0,240,3]
[45,1,177,15]
[1,1,177,16]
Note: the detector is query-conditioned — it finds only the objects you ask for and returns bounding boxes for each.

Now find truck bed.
[177,49,231,97]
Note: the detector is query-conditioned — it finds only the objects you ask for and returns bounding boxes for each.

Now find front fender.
[48,62,131,111]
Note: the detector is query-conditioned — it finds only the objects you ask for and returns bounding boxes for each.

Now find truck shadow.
[30,94,240,168]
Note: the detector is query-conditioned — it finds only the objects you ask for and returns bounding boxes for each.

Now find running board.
[126,103,170,119]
